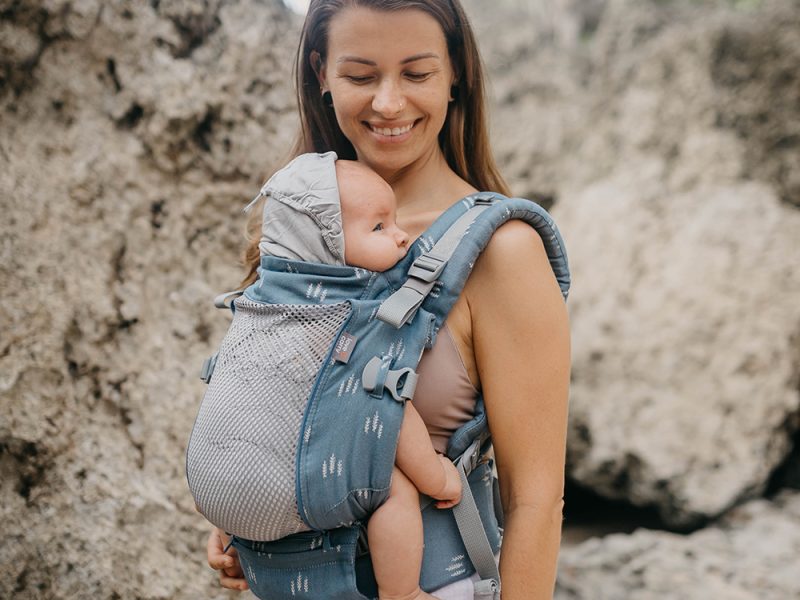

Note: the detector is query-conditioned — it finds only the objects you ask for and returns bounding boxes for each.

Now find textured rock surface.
[0,1,298,597]
[467,0,800,526]
[560,178,800,526]
[556,491,800,600]
[2,0,800,598]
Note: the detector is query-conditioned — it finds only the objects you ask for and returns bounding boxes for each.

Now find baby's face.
[337,161,409,271]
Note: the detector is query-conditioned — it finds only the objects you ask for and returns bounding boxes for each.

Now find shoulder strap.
[377,192,569,330]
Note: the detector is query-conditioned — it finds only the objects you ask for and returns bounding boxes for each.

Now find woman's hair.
[240,0,509,288]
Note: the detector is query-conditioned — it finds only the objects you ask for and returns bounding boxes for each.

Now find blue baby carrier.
[186,193,570,599]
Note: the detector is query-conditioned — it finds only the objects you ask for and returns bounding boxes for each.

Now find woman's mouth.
[365,120,418,142]
[369,123,413,136]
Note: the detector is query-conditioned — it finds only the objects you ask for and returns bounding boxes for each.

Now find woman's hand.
[207,527,249,591]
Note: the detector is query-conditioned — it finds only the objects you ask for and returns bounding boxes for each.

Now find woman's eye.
[345,75,373,84]
[405,72,432,81]
[373,223,384,231]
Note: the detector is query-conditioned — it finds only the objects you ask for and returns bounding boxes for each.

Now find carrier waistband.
[232,526,363,554]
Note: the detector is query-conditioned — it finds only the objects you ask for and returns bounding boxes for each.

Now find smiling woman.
[315,8,454,181]
[206,1,571,599]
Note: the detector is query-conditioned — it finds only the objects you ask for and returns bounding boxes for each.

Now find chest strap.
[376,196,496,328]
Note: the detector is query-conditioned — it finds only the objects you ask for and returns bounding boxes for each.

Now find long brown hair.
[240,0,509,288]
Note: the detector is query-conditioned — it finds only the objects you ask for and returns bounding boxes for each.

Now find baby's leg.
[368,467,438,600]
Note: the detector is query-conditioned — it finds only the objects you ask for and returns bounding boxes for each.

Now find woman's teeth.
[370,123,413,136]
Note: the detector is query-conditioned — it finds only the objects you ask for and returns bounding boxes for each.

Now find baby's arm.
[394,402,462,508]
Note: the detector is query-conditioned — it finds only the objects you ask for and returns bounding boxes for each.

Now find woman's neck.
[378,147,478,240]
[386,148,476,214]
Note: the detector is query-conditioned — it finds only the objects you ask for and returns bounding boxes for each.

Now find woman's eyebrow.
[337,56,376,65]
[336,53,440,66]
[401,52,439,64]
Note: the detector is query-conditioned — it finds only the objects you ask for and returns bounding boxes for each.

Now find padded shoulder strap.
[377,192,570,329]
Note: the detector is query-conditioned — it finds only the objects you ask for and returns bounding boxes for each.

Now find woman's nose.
[372,80,405,116]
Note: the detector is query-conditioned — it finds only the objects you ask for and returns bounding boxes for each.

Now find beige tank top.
[413,323,478,454]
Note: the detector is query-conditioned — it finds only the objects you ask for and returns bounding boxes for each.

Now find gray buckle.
[200,353,218,383]
[473,578,500,599]
[407,253,447,283]
[362,356,418,402]
[473,195,497,206]
[214,290,243,310]
[456,437,484,476]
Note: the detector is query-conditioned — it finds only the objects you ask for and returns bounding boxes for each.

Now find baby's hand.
[432,455,462,509]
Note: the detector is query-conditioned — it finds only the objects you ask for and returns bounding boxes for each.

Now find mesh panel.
[187,297,351,541]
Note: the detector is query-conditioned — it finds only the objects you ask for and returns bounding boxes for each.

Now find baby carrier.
[186,192,570,599]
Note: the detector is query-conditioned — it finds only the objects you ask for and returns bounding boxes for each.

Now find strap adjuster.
[362,356,418,402]
[407,254,447,283]
[214,290,243,310]
[200,353,218,384]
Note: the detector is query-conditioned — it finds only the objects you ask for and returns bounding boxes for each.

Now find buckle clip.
[408,254,447,283]
[473,195,497,206]
[200,353,218,384]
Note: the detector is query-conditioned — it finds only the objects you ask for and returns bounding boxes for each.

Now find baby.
[254,152,462,600]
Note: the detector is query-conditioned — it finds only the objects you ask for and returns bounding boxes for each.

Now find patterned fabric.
[431,552,500,600]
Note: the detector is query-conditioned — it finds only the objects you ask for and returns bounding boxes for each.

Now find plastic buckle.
[200,353,218,383]
[214,290,243,310]
[407,253,447,283]
[473,195,497,206]
[473,578,500,599]
[362,356,417,402]
[457,437,483,476]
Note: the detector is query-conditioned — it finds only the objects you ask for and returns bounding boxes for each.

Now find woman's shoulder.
[474,217,549,278]
[464,212,562,317]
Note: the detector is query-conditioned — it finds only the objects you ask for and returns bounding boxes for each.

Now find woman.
[206,0,570,597]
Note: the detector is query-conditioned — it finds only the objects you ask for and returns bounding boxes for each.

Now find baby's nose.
[396,229,409,247]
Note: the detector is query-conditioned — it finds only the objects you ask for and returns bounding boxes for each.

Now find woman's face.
[318,7,454,180]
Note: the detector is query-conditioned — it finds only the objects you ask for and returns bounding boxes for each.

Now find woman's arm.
[467,220,571,599]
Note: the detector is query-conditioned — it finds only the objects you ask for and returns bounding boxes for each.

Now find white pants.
[430,552,500,599]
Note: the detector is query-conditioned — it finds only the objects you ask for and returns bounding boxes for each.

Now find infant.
[255,151,462,600]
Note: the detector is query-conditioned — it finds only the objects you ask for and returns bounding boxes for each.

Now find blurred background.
[1,0,798,598]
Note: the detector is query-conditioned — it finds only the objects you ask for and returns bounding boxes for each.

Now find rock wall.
[557,491,800,600]
[1,1,299,597]
[467,0,800,527]
[2,0,799,598]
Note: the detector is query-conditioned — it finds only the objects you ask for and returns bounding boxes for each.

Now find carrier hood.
[256,151,345,265]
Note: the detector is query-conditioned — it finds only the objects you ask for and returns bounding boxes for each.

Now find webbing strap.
[453,437,500,596]
[377,201,493,328]
[213,290,243,310]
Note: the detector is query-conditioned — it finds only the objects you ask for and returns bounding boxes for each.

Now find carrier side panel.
[298,302,435,531]
[186,297,351,541]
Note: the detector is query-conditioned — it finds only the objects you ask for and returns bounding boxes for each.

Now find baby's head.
[258,152,409,271]
[336,160,409,272]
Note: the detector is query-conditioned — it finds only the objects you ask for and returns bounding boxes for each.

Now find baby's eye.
[373,223,384,231]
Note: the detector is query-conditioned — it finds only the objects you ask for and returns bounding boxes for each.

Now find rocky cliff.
[1,0,798,598]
